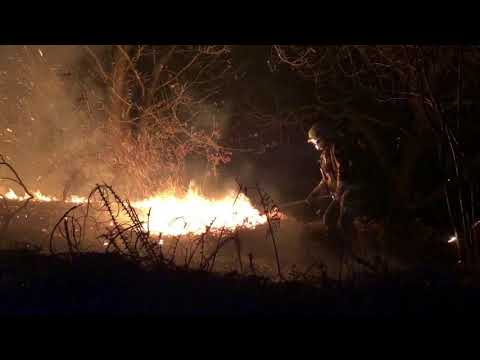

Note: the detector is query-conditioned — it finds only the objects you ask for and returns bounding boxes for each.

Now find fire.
[131,186,267,236]
[0,188,86,203]
[4,188,21,200]
[66,195,88,204]
[32,190,57,202]
[1,186,268,236]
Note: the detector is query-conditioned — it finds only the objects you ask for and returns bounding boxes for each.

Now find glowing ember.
[131,186,267,236]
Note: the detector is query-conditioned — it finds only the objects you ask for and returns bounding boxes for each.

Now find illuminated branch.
[0,154,34,239]
[79,45,234,196]
[83,45,111,83]
[116,45,145,99]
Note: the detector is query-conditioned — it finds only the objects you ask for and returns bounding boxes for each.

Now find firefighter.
[305,119,382,258]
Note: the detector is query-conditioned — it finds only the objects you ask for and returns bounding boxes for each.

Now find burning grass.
[1,153,290,279]
[1,182,268,236]
[131,184,267,236]
[44,183,283,276]
[1,152,457,283]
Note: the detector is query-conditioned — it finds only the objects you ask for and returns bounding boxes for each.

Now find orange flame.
[1,186,267,236]
[132,186,267,236]
[4,188,21,200]
[66,195,88,204]
[0,188,86,203]
[32,190,57,202]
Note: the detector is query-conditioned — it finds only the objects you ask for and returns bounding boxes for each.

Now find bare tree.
[81,45,234,197]
[273,45,480,263]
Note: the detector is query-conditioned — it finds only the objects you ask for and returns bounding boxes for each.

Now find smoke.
[0,45,243,200]
[0,45,115,197]
[0,45,308,203]
[181,95,236,196]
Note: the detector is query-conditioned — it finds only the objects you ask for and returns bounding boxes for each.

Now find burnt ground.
[1,249,480,318]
